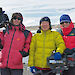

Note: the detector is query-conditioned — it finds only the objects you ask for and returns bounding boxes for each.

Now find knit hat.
[40,17,51,25]
[40,16,52,30]
[60,14,71,23]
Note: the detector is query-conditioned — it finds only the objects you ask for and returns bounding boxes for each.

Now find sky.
[0,0,75,27]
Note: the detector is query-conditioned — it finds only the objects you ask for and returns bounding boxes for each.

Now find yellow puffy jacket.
[28,30,66,68]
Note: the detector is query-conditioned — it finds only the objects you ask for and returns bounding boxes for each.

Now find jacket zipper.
[42,32,46,67]
[7,29,16,66]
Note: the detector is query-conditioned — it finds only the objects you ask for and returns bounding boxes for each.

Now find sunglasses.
[13,16,22,20]
[60,21,70,24]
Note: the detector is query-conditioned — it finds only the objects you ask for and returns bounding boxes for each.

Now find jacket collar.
[60,21,74,35]
[41,29,51,34]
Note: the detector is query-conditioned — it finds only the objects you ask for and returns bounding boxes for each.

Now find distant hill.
[26,23,75,35]
[26,23,75,31]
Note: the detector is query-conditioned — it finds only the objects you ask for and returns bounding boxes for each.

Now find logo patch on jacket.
[17,38,20,41]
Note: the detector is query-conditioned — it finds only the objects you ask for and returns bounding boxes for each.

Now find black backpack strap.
[68,28,75,36]
[21,30,30,57]
[3,30,6,35]
[23,30,30,39]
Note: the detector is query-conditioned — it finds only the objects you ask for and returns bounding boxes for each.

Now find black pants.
[63,67,75,75]
[1,68,23,75]
[0,68,1,75]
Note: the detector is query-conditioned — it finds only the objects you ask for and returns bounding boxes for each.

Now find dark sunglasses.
[60,21,70,24]
[13,16,22,20]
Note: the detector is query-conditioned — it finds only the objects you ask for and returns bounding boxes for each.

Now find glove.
[64,48,73,55]
[19,50,29,57]
[54,52,61,60]
[30,66,37,73]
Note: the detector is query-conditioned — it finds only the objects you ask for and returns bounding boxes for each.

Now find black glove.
[19,50,29,57]
[64,48,73,55]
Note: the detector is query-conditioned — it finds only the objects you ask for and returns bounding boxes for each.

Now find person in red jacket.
[59,14,75,75]
[0,12,32,75]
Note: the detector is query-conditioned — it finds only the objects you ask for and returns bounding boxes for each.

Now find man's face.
[41,21,50,31]
[12,16,22,25]
[60,21,70,28]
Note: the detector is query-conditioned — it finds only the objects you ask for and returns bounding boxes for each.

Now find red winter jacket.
[0,24,32,69]
[60,22,75,49]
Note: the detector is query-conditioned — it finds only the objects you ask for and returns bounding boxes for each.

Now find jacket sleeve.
[28,34,36,67]
[55,32,66,54]
[0,32,4,49]
[22,32,32,56]
[0,31,4,63]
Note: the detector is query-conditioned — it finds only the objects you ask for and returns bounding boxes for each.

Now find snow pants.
[1,68,23,75]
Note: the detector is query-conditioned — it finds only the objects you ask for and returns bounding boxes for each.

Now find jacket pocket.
[12,51,22,65]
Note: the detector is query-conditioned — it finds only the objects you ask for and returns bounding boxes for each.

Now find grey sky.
[0,0,75,27]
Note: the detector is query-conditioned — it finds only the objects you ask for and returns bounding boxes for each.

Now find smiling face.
[12,16,22,25]
[41,21,50,31]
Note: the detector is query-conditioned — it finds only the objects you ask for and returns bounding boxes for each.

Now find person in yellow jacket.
[28,16,66,75]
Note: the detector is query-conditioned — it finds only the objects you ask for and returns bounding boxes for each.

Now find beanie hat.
[40,16,52,30]
[40,17,51,25]
[60,14,71,23]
